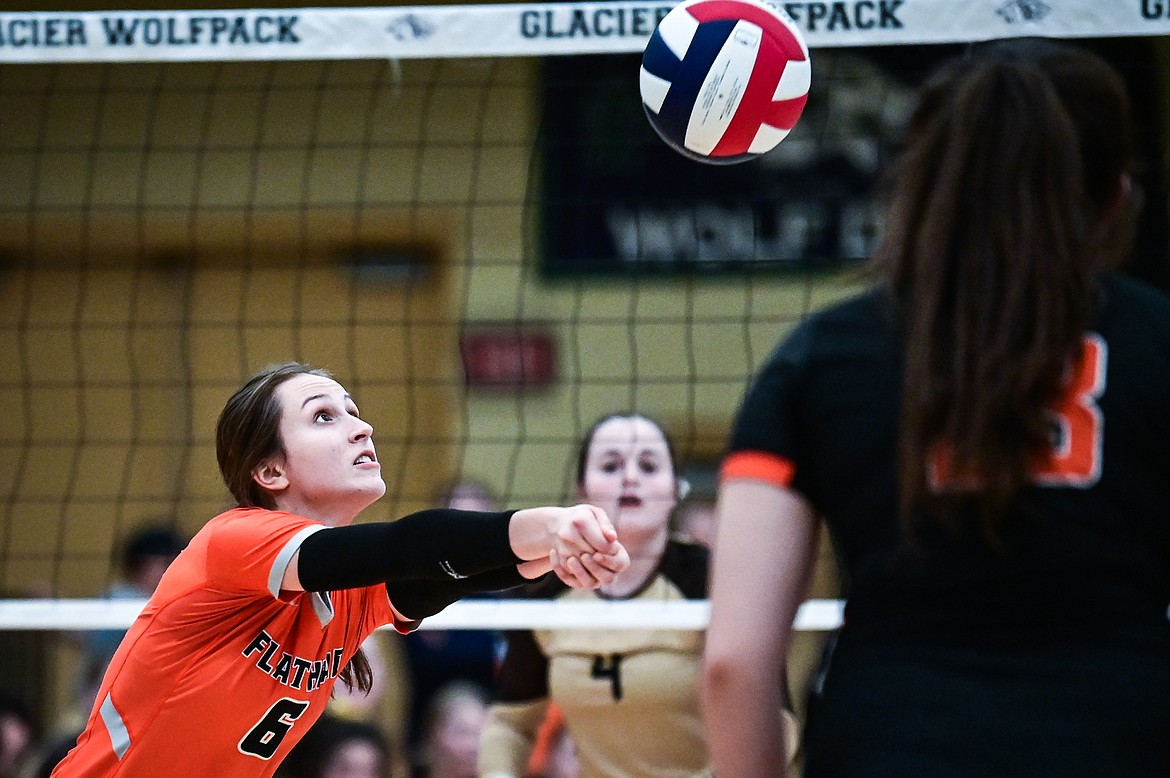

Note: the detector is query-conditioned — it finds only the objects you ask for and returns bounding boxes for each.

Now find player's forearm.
[387,566,530,620]
[295,505,622,593]
[704,482,814,777]
[704,658,789,778]
[517,557,553,578]
[296,508,523,591]
[506,506,576,561]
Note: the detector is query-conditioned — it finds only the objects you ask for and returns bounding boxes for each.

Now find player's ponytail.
[217,362,330,509]
[875,39,1132,540]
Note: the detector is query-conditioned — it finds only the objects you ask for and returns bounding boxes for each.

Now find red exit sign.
[459,327,557,390]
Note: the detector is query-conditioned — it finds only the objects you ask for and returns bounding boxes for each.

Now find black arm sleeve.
[386,566,533,621]
[296,508,523,592]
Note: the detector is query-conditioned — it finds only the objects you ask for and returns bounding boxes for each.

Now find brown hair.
[876,39,1133,540]
[216,362,372,693]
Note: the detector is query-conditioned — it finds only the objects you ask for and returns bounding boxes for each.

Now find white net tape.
[0,597,845,631]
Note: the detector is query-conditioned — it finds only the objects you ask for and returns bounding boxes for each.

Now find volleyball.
[640,0,811,164]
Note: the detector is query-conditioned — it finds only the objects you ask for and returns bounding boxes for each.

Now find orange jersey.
[53,507,399,777]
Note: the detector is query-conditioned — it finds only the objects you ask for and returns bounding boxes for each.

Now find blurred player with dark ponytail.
[704,38,1170,777]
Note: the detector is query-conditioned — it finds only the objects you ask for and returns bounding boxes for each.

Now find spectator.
[281,715,393,778]
[0,695,36,778]
[79,523,187,668]
[413,681,488,778]
[30,733,77,778]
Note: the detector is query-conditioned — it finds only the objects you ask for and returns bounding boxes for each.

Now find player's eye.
[600,460,622,474]
[314,410,333,423]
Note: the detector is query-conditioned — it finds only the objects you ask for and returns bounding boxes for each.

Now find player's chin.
[353,477,387,503]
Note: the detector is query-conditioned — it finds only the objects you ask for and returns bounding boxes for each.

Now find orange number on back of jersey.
[929,333,1106,491]
[1030,333,1106,487]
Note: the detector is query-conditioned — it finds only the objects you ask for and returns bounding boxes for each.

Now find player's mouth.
[618,495,642,509]
[354,450,378,466]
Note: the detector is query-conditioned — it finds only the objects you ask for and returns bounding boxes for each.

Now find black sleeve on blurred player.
[296,508,523,592]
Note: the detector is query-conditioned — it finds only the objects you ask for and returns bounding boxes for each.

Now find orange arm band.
[720,450,795,487]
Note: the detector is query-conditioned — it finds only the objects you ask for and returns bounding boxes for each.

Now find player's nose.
[350,417,373,441]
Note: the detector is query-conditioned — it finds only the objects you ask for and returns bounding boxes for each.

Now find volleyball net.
[0,0,1167,639]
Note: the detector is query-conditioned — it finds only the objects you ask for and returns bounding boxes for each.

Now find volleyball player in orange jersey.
[52,362,628,778]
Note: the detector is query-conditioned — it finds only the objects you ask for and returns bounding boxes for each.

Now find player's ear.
[252,458,289,493]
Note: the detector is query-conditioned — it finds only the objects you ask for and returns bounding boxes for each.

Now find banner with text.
[1,0,1168,63]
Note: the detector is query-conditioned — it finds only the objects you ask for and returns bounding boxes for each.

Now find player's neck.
[599,534,667,598]
[272,495,358,527]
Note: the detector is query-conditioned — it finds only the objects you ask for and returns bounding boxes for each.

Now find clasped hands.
[547,504,630,589]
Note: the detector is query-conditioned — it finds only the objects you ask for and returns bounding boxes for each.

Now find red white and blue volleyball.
[640,0,811,164]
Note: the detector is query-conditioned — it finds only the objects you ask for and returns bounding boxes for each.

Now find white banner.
[0,1,1167,63]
